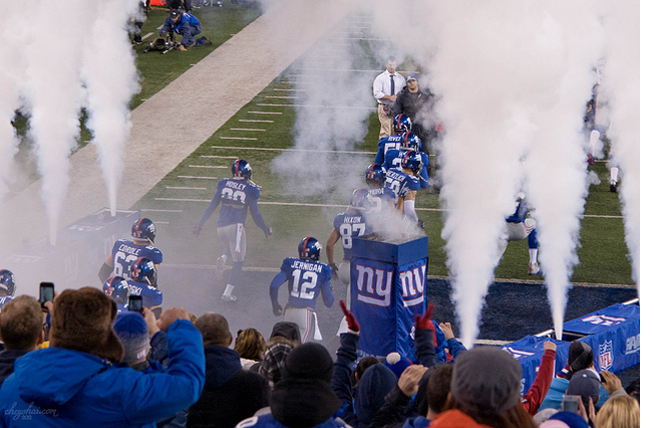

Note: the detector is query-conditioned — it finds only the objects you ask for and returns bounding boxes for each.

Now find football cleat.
[610,181,617,193]
[221,293,237,302]
[528,262,543,276]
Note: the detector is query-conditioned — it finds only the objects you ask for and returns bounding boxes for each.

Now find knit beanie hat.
[568,341,594,373]
[384,352,412,379]
[50,287,124,363]
[270,321,301,343]
[113,312,150,363]
[451,346,522,416]
[282,342,333,382]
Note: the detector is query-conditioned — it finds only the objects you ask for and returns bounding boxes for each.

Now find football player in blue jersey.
[99,217,163,283]
[193,159,273,302]
[326,189,370,286]
[363,163,397,233]
[382,134,430,189]
[103,275,131,313]
[269,237,335,343]
[0,269,16,311]
[126,257,163,318]
[384,151,423,226]
[373,131,422,165]
[499,193,542,275]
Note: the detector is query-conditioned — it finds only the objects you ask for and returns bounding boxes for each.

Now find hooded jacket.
[236,412,349,428]
[187,344,269,428]
[0,349,29,387]
[0,319,205,427]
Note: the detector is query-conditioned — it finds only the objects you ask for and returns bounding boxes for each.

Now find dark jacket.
[187,345,269,428]
[0,349,29,387]
[0,320,205,427]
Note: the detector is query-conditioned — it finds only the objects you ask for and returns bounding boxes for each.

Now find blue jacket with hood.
[0,319,205,427]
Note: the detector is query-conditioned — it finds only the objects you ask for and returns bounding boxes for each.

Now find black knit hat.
[270,321,301,343]
[451,346,522,415]
[568,341,594,373]
[282,342,333,382]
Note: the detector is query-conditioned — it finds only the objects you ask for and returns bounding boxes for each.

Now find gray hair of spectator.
[0,295,42,351]
[194,312,231,346]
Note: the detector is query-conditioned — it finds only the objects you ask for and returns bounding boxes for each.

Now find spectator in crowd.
[259,321,301,386]
[594,394,639,428]
[539,341,610,411]
[0,296,43,386]
[543,411,591,428]
[373,57,406,139]
[568,369,601,419]
[129,0,148,44]
[0,287,205,427]
[521,341,557,415]
[430,346,537,428]
[160,9,211,51]
[126,257,164,318]
[355,356,381,385]
[234,327,267,371]
[237,342,346,428]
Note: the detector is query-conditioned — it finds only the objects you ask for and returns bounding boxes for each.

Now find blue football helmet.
[103,275,131,305]
[232,159,252,180]
[130,257,158,287]
[401,132,422,151]
[401,150,424,175]
[365,163,387,188]
[393,114,412,133]
[132,218,156,244]
[0,269,15,297]
[349,188,370,211]
[298,237,321,262]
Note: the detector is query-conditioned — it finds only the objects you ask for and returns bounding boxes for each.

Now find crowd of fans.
[0,286,640,427]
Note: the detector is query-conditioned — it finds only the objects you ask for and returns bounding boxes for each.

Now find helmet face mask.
[365,163,387,187]
[232,159,252,180]
[393,114,412,133]
[132,218,156,245]
[130,257,157,287]
[0,269,15,297]
[401,150,424,175]
[103,276,131,305]
[298,237,321,262]
[401,132,421,151]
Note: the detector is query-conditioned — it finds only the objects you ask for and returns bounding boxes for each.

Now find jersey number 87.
[339,223,366,249]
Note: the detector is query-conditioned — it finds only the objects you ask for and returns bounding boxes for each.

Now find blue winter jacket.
[0,319,205,427]
[237,412,349,428]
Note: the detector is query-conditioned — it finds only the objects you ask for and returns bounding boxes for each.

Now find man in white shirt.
[372,57,406,139]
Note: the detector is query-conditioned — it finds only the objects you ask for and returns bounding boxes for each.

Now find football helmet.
[401,150,424,175]
[232,159,252,180]
[132,218,156,244]
[349,188,370,211]
[401,132,422,151]
[365,163,387,187]
[298,237,321,262]
[103,275,131,305]
[130,257,158,287]
[393,114,412,133]
[0,269,15,297]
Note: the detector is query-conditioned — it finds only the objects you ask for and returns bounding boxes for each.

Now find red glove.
[415,302,436,343]
[339,300,360,333]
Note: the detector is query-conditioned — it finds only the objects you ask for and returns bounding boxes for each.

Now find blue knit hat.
[384,352,412,379]
[113,312,149,363]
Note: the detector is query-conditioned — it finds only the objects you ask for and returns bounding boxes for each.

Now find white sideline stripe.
[264,95,299,99]
[257,103,376,111]
[166,186,207,190]
[200,155,238,159]
[273,88,306,92]
[211,145,376,155]
[229,128,267,132]
[178,176,218,180]
[143,32,154,40]
[219,136,258,140]
[331,37,391,42]
[583,214,623,219]
[247,111,283,115]
[153,221,170,224]
[188,165,228,169]
[239,119,274,123]
[140,209,183,213]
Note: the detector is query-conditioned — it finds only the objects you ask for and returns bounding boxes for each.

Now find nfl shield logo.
[599,340,614,371]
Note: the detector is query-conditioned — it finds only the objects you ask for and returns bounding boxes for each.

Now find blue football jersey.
[199,178,269,231]
[126,279,163,311]
[333,213,367,261]
[384,168,420,198]
[0,296,13,311]
[383,149,430,188]
[374,134,406,164]
[111,239,163,278]
[507,194,529,223]
[270,257,334,310]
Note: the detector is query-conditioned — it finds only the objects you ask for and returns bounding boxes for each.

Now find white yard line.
[229,128,267,132]
[219,136,258,140]
[239,119,275,123]
[247,111,283,115]
[165,186,208,190]
[211,145,376,154]
[188,165,228,169]
[177,176,218,180]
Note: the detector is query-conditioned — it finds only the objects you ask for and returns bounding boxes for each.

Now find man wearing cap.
[160,9,211,51]
[373,57,406,139]
[0,287,205,427]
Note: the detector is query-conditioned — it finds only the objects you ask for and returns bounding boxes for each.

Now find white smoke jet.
[23,0,97,245]
[597,0,639,292]
[81,0,141,216]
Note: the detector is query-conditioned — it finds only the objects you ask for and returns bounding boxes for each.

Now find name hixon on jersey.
[383,149,430,188]
[384,168,420,199]
[271,258,334,310]
[111,239,163,278]
[215,178,261,227]
[0,296,12,311]
[374,134,406,164]
[333,213,366,261]
[126,279,163,310]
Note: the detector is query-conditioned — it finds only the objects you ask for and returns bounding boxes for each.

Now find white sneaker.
[221,293,237,302]
[528,262,543,275]
[216,255,227,280]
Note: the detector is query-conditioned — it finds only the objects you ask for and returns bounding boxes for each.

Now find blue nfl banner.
[350,234,428,361]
